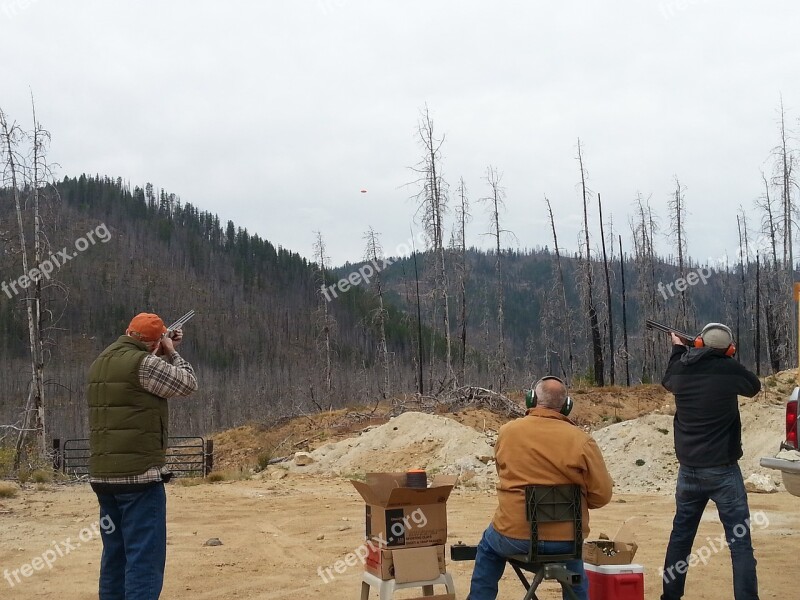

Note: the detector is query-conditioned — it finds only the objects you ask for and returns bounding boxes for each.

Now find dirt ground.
[3,377,796,598]
[1,473,797,599]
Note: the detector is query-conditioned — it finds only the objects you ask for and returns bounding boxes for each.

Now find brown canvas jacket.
[492,407,613,541]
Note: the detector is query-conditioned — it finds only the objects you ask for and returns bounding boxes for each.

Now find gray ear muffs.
[526,375,573,416]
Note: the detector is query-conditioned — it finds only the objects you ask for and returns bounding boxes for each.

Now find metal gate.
[55,437,213,478]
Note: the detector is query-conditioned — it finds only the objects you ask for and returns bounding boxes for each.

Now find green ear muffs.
[526,375,573,416]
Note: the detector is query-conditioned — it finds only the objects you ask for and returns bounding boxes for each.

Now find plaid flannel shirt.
[90,349,197,485]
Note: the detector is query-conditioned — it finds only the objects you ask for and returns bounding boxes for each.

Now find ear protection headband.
[524,376,573,416]
[694,322,736,357]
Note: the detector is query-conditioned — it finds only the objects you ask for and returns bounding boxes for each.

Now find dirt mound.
[214,380,789,497]
[594,394,786,494]
[212,409,392,471]
[288,411,499,488]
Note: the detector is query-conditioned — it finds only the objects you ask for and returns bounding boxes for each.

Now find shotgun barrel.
[166,310,195,337]
[645,319,696,344]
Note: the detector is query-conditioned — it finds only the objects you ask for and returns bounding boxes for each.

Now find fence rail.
[53,437,214,478]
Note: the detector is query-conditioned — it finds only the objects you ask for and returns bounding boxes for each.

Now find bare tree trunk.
[400,259,422,395]
[618,235,631,386]
[758,172,788,372]
[755,252,761,376]
[411,236,425,394]
[313,232,334,406]
[364,227,390,398]
[577,140,604,386]
[545,197,575,380]
[736,214,747,366]
[1,109,47,465]
[670,178,689,330]
[632,195,661,382]
[598,194,615,385]
[30,100,47,456]
[412,107,454,389]
[455,178,470,386]
[483,166,507,392]
[760,172,780,270]
[776,97,796,360]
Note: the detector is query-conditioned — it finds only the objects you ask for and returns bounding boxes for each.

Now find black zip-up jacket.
[661,344,761,467]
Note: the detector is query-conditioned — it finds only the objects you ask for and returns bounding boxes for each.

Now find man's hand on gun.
[152,329,182,356]
[152,310,194,357]
[671,332,690,346]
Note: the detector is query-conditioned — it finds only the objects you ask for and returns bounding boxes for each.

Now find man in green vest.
[88,312,198,600]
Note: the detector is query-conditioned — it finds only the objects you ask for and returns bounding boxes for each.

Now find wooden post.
[204,439,214,477]
[52,438,61,472]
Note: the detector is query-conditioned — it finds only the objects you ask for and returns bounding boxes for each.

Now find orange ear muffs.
[696,323,736,357]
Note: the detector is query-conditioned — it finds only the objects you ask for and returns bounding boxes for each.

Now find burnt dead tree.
[312,231,335,408]
[411,107,454,391]
[545,196,575,380]
[619,235,631,386]
[454,177,471,386]
[669,177,690,330]
[364,227,390,399]
[576,140,604,386]
[1,107,49,466]
[482,166,509,393]
[597,194,615,385]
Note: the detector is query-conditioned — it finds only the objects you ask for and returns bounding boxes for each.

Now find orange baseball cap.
[127,313,167,342]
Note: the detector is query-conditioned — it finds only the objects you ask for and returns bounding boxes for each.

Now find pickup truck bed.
[760,454,800,496]
[760,387,800,497]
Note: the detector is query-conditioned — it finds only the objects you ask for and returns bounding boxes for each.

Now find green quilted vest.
[87,336,169,477]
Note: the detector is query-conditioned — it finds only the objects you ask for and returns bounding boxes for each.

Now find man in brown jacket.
[469,376,613,600]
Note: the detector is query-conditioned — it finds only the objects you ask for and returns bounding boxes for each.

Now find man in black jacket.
[660,322,761,600]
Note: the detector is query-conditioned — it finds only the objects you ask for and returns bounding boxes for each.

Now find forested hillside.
[344,240,772,392]
[0,176,424,441]
[0,173,791,446]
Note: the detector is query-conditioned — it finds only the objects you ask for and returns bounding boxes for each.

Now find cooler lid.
[584,563,644,574]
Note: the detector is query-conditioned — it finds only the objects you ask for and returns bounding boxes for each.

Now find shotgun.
[645,319,696,344]
[166,310,195,338]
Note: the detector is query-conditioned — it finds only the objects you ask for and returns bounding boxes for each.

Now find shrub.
[206,470,250,483]
[0,482,19,498]
[31,469,53,484]
[176,477,203,487]
[255,451,273,473]
[0,448,15,478]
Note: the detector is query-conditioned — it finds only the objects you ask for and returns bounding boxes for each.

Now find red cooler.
[584,563,644,600]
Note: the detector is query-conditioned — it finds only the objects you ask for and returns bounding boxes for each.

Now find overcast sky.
[2,1,799,266]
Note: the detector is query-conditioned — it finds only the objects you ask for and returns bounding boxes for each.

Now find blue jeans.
[662,464,758,600]
[469,523,588,600]
[95,482,167,600]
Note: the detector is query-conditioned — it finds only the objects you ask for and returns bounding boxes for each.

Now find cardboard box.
[352,473,457,549]
[365,544,446,582]
[583,520,638,566]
